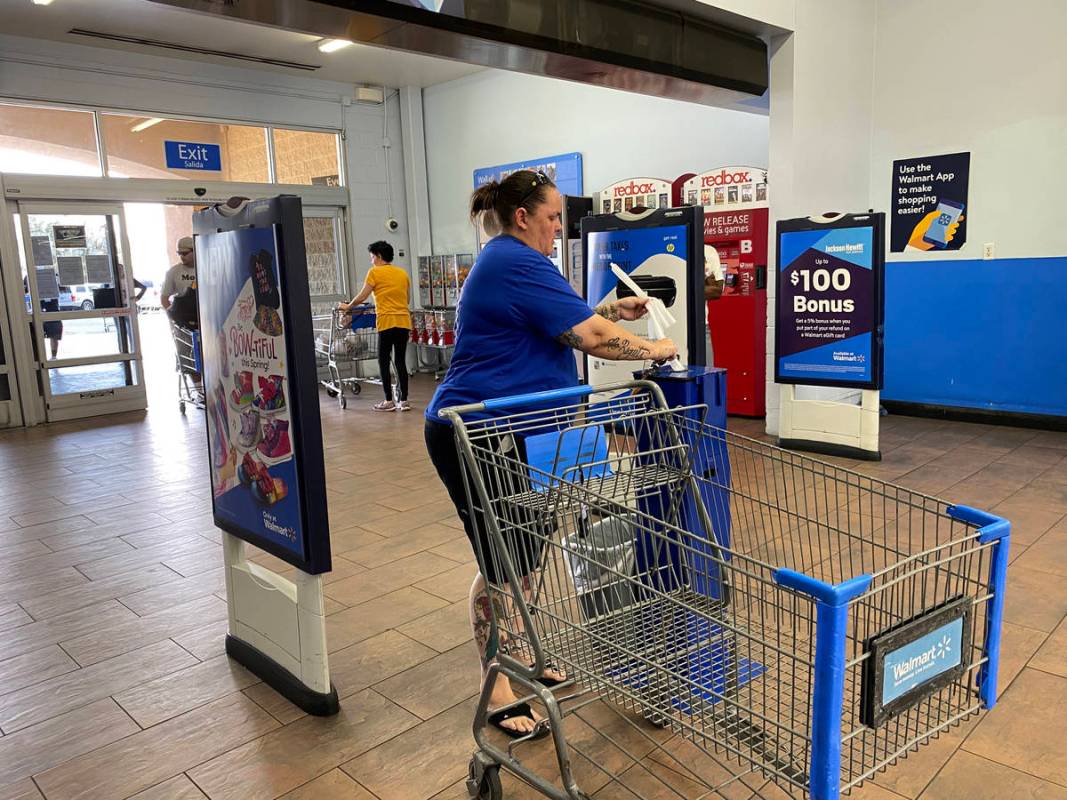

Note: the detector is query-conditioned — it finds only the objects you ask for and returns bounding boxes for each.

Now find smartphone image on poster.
[922,199,965,248]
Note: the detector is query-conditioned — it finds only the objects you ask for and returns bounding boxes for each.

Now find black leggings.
[378,327,409,401]
[424,418,547,585]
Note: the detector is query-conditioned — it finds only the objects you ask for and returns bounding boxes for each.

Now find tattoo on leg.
[604,336,651,360]
[595,302,621,322]
[557,328,583,349]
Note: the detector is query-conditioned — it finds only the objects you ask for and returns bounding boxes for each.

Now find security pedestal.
[222,532,339,716]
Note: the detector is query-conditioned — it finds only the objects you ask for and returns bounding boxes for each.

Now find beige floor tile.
[61,594,229,666]
[0,639,196,732]
[242,682,307,725]
[429,536,476,563]
[872,719,976,798]
[0,605,31,634]
[0,600,136,662]
[329,630,438,699]
[920,749,1067,799]
[172,619,230,661]
[325,550,459,607]
[279,769,374,799]
[1013,525,1067,577]
[0,779,44,800]
[188,689,419,800]
[126,774,208,799]
[0,567,87,606]
[0,542,50,565]
[373,642,480,720]
[0,516,94,545]
[74,537,218,581]
[0,538,133,583]
[119,568,227,617]
[396,600,474,653]
[42,514,173,552]
[341,697,477,800]
[163,548,223,578]
[344,523,459,568]
[414,561,477,603]
[0,698,138,790]
[1002,564,1067,632]
[326,587,448,652]
[964,669,1067,785]
[115,654,259,727]
[1030,617,1067,678]
[19,563,179,619]
[328,526,386,555]
[34,693,279,800]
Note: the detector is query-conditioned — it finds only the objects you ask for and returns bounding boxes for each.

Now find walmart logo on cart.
[892,635,952,684]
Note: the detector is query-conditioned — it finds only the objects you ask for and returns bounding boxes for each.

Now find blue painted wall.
[883,257,1067,417]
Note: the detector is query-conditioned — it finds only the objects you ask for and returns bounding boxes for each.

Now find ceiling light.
[130,117,164,133]
[32,0,56,5]
[318,39,353,53]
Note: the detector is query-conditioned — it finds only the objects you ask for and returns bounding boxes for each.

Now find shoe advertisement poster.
[774,213,885,390]
[197,224,310,565]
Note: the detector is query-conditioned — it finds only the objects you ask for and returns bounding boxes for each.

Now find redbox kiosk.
[680,166,769,417]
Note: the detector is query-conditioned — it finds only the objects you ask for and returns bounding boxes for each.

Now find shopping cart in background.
[439,380,1010,800]
[313,305,389,409]
[171,320,203,415]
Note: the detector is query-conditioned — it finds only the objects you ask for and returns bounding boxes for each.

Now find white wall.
[422,70,770,252]
[869,0,1067,262]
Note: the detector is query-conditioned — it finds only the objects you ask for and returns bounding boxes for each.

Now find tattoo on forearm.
[557,328,583,349]
[594,302,620,322]
[604,336,650,361]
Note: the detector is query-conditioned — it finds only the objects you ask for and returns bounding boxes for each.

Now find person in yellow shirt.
[339,241,413,411]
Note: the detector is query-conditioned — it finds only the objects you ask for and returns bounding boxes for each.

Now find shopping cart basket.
[439,380,1010,800]
[171,320,203,415]
[313,306,394,409]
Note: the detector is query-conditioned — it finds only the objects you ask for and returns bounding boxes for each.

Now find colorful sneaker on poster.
[254,374,286,412]
[258,418,291,461]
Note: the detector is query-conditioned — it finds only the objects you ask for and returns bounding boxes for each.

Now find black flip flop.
[488,702,549,739]
[532,663,569,688]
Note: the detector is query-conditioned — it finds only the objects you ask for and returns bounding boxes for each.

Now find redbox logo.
[701,170,751,188]
[613,181,657,197]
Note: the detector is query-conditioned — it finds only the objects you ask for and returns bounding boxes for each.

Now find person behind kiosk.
[338,241,412,412]
[424,169,678,738]
[162,236,202,397]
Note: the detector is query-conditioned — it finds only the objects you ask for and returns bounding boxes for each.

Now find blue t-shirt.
[427,235,594,422]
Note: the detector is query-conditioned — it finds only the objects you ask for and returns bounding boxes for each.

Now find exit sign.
[164,140,222,171]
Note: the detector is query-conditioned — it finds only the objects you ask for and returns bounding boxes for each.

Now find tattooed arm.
[595,296,648,323]
[556,313,676,362]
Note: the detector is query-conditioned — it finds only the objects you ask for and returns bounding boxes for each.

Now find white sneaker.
[396,400,412,412]
[373,400,396,412]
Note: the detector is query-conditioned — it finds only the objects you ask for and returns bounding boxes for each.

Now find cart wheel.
[179,400,186,415]
[325,388,338,398]
[339,395,347,410]
[350,383,362,396]
[467,760,502,800]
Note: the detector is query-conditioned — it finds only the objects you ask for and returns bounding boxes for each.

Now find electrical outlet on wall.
[983,242,995,260]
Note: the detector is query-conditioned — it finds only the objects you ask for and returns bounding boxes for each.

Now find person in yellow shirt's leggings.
[339,241,413,411]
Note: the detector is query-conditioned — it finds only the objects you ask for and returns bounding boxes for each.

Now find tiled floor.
[1,363,1067,799]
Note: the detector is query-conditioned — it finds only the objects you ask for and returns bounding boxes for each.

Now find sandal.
[487,702,549,740]
[532,663,569,688]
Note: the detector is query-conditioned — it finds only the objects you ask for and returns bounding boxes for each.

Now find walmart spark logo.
[935,634,952,660]
[666,243,675,253]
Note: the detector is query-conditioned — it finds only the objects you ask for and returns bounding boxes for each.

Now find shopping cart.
[171,321,203,415]
[313,306,397,409]
[439,380,1010,800]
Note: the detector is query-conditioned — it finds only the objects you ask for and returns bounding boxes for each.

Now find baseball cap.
[177,236,194,253]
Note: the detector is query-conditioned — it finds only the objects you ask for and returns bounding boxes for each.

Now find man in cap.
[162,236,196,311]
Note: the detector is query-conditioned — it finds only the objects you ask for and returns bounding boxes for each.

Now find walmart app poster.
[198,226,305,561]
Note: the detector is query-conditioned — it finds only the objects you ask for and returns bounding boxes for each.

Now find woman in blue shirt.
[425,169,677,737]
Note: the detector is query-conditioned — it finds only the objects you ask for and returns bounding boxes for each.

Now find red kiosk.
[677,166,769,417]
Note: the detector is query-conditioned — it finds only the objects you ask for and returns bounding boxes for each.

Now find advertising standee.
[775,214,885,390]
[194,196,337,716]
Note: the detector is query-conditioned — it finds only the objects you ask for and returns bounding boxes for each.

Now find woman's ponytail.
[468,169,555,238]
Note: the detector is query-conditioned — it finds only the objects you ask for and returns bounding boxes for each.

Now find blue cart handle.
[482,383,595,411]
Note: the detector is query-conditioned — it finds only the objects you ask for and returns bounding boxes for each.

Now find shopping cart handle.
[481,384,596,411]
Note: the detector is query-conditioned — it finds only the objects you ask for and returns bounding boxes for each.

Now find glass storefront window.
[0,103,101,176]
[101,114,270,182]
[273,128,342,186]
